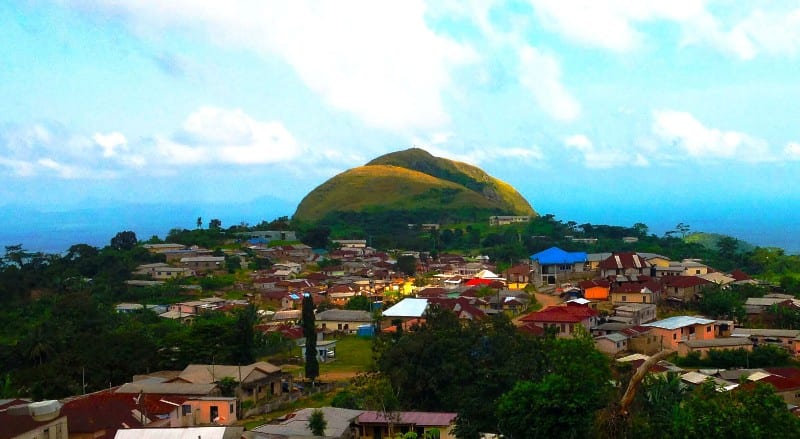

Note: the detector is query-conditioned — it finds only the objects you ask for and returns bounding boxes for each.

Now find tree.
[308,408,327,436]
[672,381,800,438]
[209,218,222,230]
[395,255,417,276]
[196,217,203,229]
[225,255,241,273]
[302,293,319,383]
[217,376,238,397]
[717,236,738,260]
[110,231,137,251]
[632,222,649,237]
[345,295,372,311]
[675,222,691,239]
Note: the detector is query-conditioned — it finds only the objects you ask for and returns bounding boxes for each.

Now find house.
[529,247,588,286]
[595,332,629,355]
[505,264,532,285]
[661,276,713,302]
[251,407,363,438]
[489,215,530,226]
[518,303,599,338]
[698,272,736,285]
[612,303,657,325]
[598,252,651,278]
[625,326,663,355]
[355,411,458,439]
[169,362,288,405]
[609,280,661,305]
[643,316,717,350]
[760,367,800,406]
[143,243,186,253]
[579,279,610,301]
[680,259,709,276]
[731,328,800,356]
[0,399,68,439]
[180,256,225,273]
[315,309,373,333]
[676,337,753,358]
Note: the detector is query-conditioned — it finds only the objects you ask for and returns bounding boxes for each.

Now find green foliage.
[330,390,361,409]
[673,345,791,369]
[672,381,800,438]
[308,408,327,436]
[344,295,372,311]
[217,376,238,397]
[110,231,138,251]
[302,294,319,382]
[395,255,417,276]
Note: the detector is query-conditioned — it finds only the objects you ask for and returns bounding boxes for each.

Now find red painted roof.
[464,278,493,286]
[598,252,650,270]
[519,304,598,324]
[0,399,66,439]
[579,279,611,289]
[729,269,751,281]
[661,276,713,288]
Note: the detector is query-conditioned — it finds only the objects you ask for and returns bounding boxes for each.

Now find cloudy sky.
[3,1,800,238]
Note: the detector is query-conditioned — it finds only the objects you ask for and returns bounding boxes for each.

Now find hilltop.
[292,148,535,226]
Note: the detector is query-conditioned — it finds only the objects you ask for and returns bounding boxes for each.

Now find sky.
[2,1,800,250]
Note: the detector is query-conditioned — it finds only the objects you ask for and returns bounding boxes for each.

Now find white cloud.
[93,131,127,157]
[1,107,303,178]
[651,109,771,161]
[517,45,581,121]
[70,0,478,133]
[0,157,36,177]
[564,133,648,168]
[528,1,800,59]
[785,142,800,160]
[164,106,302,165]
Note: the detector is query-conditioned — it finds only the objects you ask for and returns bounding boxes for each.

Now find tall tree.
[209,218,222,230]
[110,231,138,251]
[302,293,319,383]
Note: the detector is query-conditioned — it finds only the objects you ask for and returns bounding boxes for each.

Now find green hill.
[684,232,755,253]
[293,148,535,225]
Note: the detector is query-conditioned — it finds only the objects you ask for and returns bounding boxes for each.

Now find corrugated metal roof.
[358,411,457,427]
[382,298,429,318]
[644,316,714,330]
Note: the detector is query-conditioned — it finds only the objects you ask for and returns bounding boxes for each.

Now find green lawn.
[320,335,374,374]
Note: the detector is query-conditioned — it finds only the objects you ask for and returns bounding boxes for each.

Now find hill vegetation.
[293,148,535,226]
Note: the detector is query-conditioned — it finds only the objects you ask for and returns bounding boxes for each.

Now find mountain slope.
[293,148,535,224]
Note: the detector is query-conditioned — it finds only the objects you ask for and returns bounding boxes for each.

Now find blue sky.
[3,1,800,245]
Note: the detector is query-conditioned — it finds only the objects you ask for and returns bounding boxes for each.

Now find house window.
[621,296,627,302]
[696,269,701,274]
[673,333,677,340]
[706,326,711,332]
[182,404,192,416]
[338,323,343,330]
[230,403,235,414]
[642,296,647,303]
[560,323,566,332]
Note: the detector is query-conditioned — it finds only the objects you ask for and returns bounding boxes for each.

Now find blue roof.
[530,247,587,265]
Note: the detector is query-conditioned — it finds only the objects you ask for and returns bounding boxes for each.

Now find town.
[3,215,800,439]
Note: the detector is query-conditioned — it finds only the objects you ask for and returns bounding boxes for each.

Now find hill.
[293,148,535,225]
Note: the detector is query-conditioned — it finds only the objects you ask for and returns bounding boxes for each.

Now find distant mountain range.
[293,148,535,224]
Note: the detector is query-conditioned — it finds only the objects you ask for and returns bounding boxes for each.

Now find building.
[518,303,599,337]
[598,252,651,278]
[315,309,374,334]
[489,216,531,226]
[0,399,68,439]
[529,247,588,286]
[643,316,717,350]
